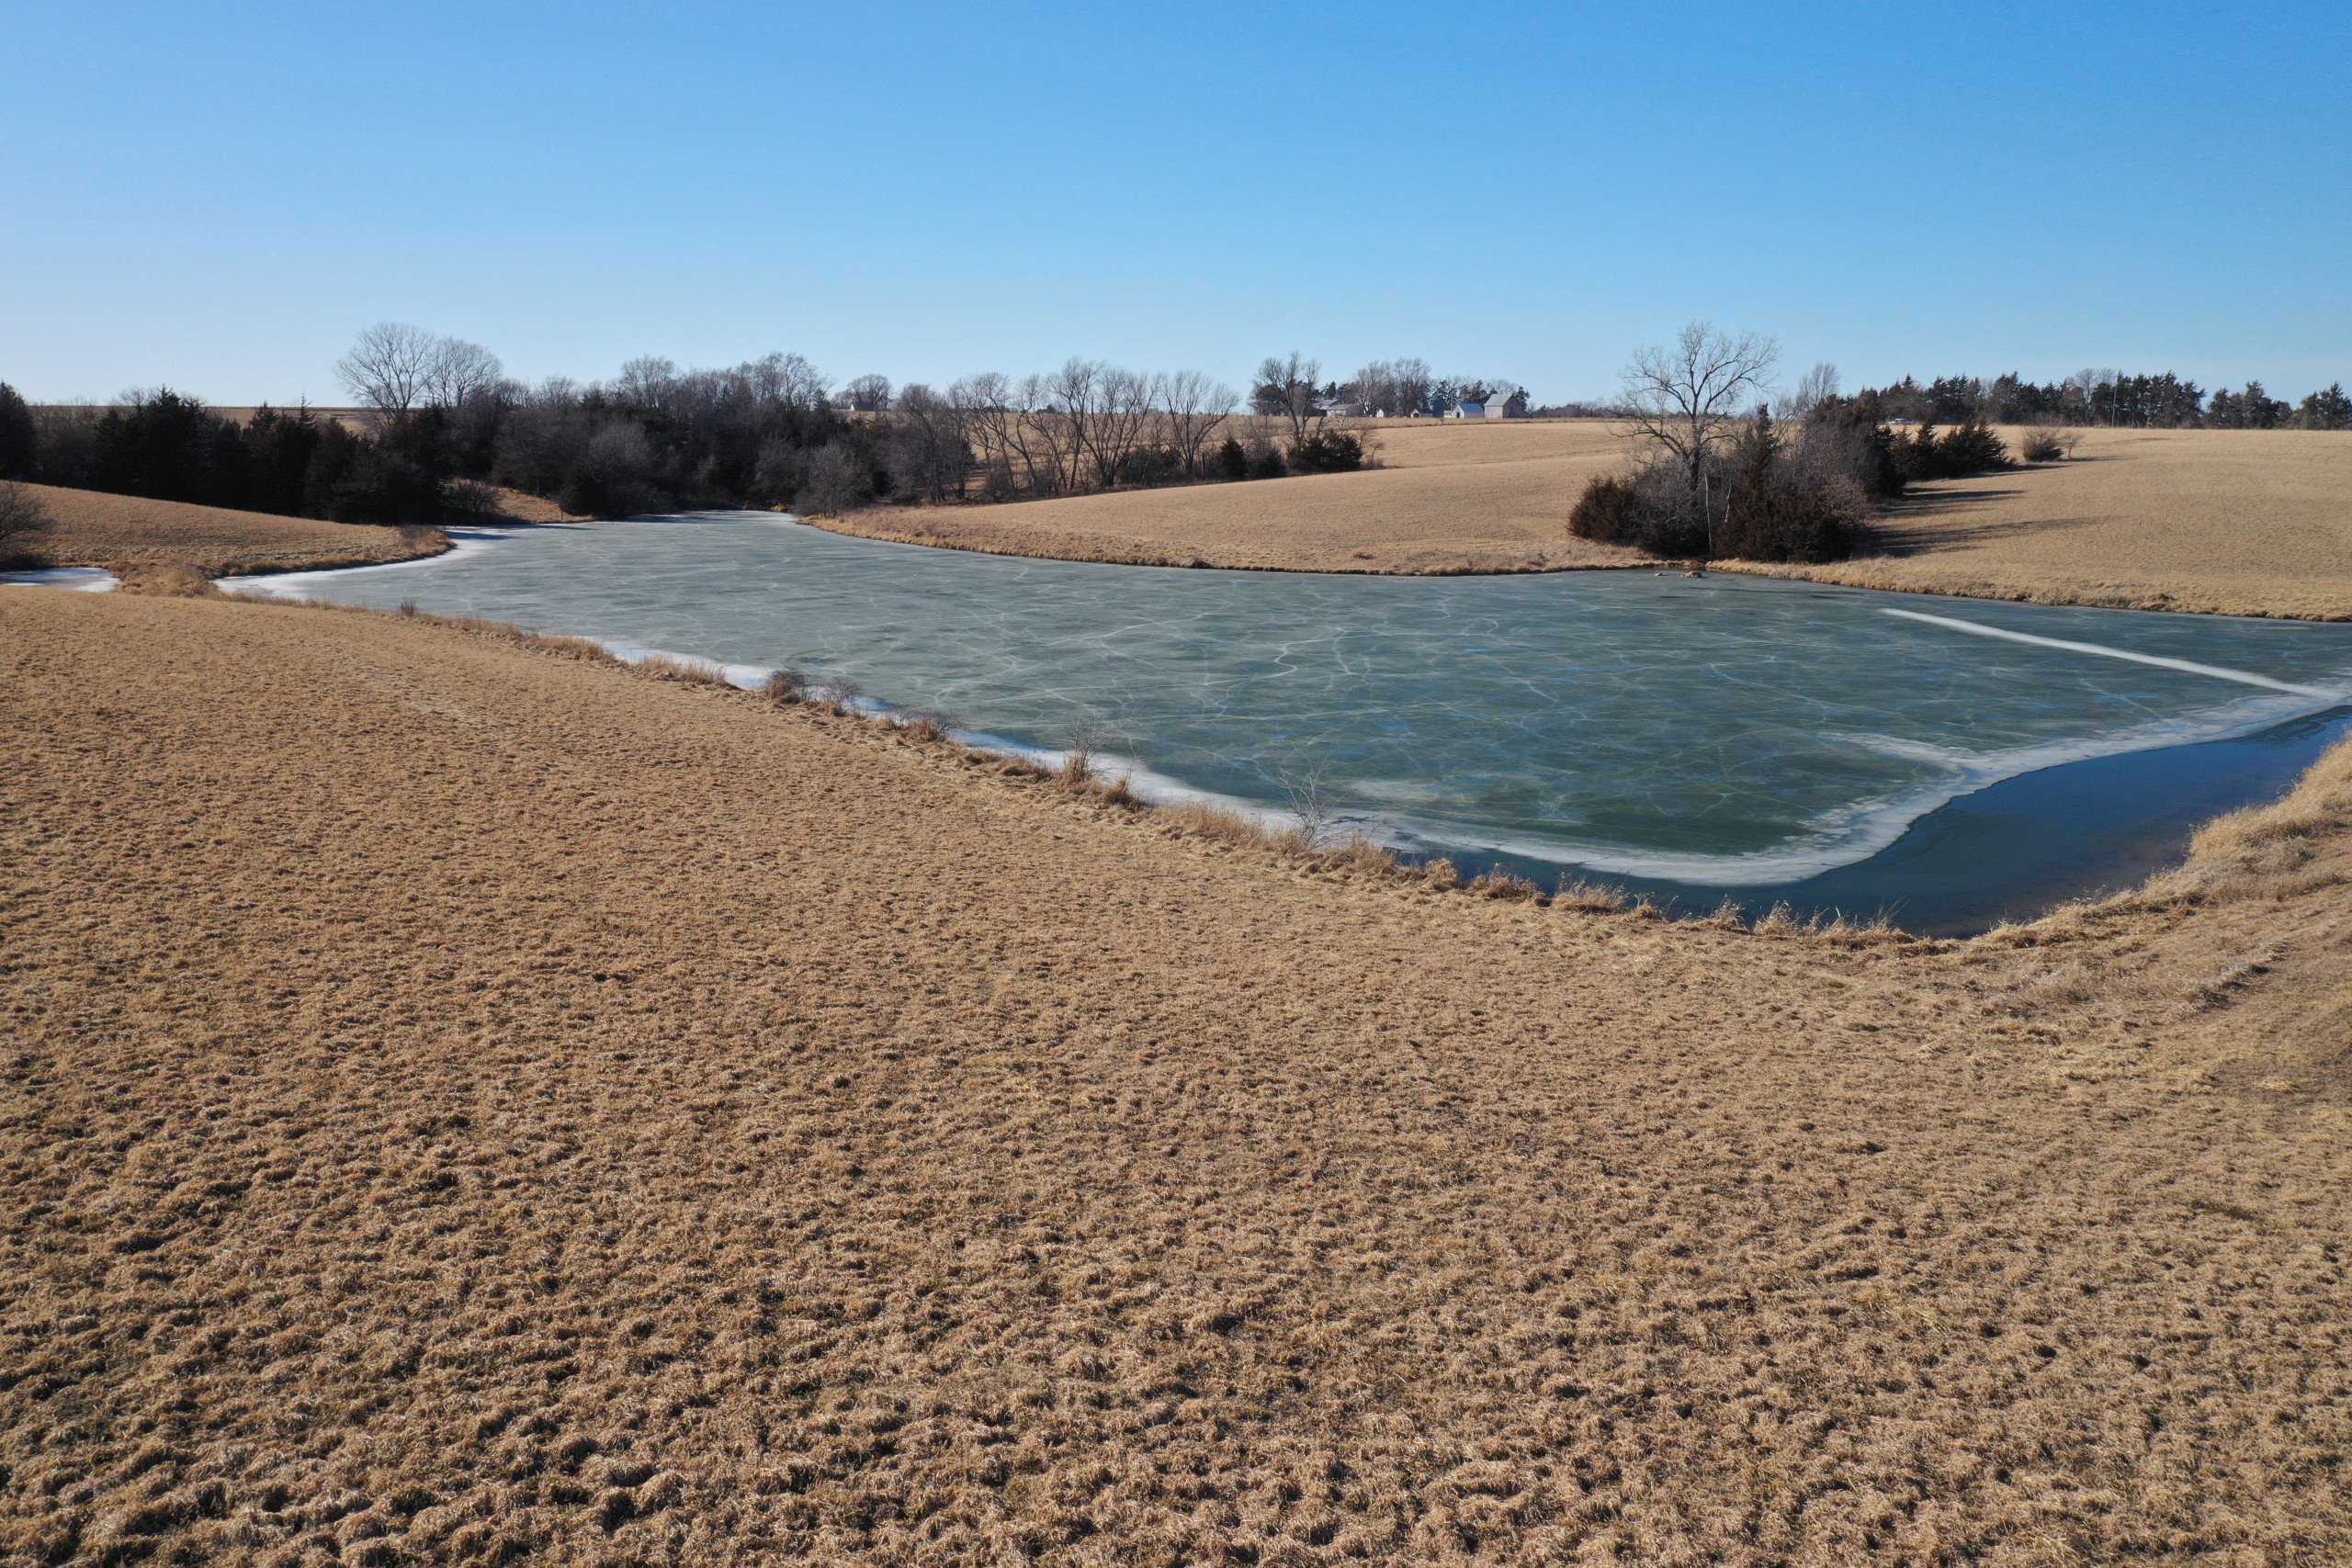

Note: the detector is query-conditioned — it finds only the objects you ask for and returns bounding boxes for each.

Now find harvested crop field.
[824,421,1636,574]
[1755,427,2352,619]
[12,484,449,577]
[11,483,580,578]
[6,586,2351,1564]
[819,423,2352,617]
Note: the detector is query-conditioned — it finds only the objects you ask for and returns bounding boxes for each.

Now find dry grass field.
[1755,427,2352,619]
[13,483,582,579]
[11,484,450,577]
[826,421,1637,574]
[820,423,2352,617]
[6,586,2350,1564]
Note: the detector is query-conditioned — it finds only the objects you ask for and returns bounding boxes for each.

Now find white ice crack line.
[1881,607,2333,697]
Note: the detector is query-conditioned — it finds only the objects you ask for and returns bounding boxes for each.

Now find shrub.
[1938,418,2009,473]
[1112,446,1185,488]
[1247,445,1288,480]
[1213,437,1251,481]
[808,675,864,714]
[1718,412,1866,563]
[1893,418,2009,482]
[1566,465,1713,557]
[442,477,501,515]
[761,667,806,705]
[328,446,445,525]
[1567,474,1642,546]
[2018,427,2074,462]
[0,479,53,563]
[1285,431,1363,474]
[792,444,871,515]
[559,422,668,517]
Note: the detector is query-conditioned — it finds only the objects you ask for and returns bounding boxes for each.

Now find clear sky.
[3,2,2346,405]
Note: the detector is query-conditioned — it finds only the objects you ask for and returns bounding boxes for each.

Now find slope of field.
[818,423,2352,616]
[824,422,1634,574]
[6,587,2349,1564]
[14,483,450,575]
[1754,427,2352,619]
[12,483,585,578]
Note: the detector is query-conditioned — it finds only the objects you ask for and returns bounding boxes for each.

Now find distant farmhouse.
[1447,388,1530,421]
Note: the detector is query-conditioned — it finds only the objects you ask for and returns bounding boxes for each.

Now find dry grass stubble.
[816,423,2352,619]
[15,484,456,578]
[5,590,2350,1564]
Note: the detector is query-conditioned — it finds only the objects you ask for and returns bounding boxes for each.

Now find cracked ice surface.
[235,514,2352,885]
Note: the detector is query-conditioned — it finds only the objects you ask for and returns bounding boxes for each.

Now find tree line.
[1842,369,2351,430]
[0,328,1406,526]
[1264,355,1529,420]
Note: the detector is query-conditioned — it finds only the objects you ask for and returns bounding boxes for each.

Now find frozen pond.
[232,514,2352,932]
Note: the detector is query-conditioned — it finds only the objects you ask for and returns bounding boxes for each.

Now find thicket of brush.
[0,351,1371,534]
[1571,404,2012,562]
[0,479,51,565]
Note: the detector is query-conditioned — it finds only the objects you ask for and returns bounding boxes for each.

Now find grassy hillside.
[819,423,2352,616]
[6,586,2348,1562]
[12,482,580,578]
[13,483,447,575]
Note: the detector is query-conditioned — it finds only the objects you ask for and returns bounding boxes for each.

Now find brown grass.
[820,420,1639,575]
[17,481,581,583]
[1725,426,2352,620]
[16,483,455,577]
[7,587,2352,1563]
[813,422,2352,618]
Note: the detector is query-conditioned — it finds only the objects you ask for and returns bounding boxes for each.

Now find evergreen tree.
[2298,383,2352,430]
[0,382,35,479]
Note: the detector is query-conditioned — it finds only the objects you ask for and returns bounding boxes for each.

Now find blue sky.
[3,3,2346,404]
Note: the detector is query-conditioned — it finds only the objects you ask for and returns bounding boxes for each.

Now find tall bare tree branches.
[1253,353,1322,446]
[337,323,505,412]
[335,323,437,412]
[1622,322,1779,547]
[1158,370,1238,476]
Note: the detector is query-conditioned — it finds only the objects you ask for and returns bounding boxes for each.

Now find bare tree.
[0,480,53,558]
[1621,322,1780,549]
[335,322,438,412]
[843,374,893,412]
[1350,357,1435,419]
[1253,353,1322,446]
[1084,367,1155,487]
[1043,358,1101,494]
[1159,369,1237,476]
[616,355,679,411]
[890,382,973,502]
[422,337,505,409]
[1786,361,1838,420]
[956,372,1044,496]
[745,352,830,410]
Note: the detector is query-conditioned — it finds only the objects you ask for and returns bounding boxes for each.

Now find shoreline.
[203,520,2352,935]
[805,505,2352,623]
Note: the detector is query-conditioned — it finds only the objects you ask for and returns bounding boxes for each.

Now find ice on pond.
[231,514,2352,890]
